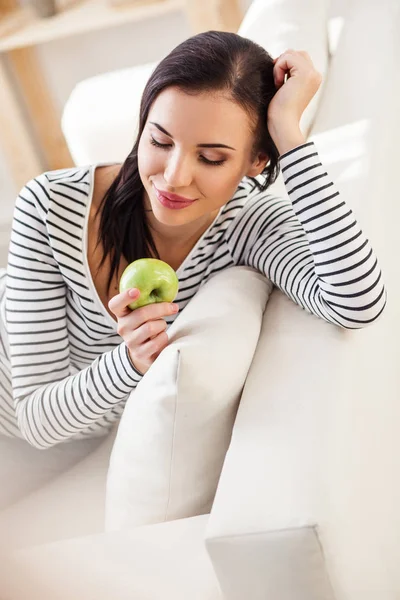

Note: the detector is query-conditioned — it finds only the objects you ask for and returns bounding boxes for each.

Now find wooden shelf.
[0,5,36,38]
[0,0,185,52]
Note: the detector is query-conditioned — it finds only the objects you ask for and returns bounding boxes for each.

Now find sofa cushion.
[105,266,272,531]
[0,431,104,513]
[61,62,157,165]
[1,514,222,600]
[0,427,117,553]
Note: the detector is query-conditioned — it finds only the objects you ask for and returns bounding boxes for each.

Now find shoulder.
[225,176,286,223]
[16,163,122,226]
[17,165,93,223]
[91,164,122,211]
[222,177,290,251]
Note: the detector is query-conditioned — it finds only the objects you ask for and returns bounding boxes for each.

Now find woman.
[0,31,387,450]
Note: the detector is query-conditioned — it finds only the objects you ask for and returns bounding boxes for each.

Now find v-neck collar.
[82,163,224,329]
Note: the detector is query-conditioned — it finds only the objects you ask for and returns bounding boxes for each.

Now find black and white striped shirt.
[0,142,387,448]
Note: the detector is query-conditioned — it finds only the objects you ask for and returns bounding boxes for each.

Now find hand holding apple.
[108,289,179,376]
[108,258,180,375]
[119,258,179,310]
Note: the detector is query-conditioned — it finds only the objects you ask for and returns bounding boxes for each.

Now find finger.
[133,318,167,346]
[138,330,169,360]
[108,288,140,319]
[273,54,297,87]
[130,301,179,329]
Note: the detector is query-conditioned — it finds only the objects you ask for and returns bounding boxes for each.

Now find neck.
[144,191,219,249]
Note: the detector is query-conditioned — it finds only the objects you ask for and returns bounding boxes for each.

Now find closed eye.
[150,137,225,167]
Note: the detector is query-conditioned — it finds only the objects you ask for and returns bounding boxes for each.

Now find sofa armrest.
[205,289,343,599]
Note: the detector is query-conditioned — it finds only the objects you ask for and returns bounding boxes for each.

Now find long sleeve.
[5,176,143,449]
[227,141,387,329]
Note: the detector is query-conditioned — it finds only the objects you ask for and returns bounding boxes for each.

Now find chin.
[153,206,194,226]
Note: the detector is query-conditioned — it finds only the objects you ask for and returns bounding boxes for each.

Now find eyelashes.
[149,137,225,167]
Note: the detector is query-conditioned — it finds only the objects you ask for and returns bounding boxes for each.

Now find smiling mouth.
[153,184,196,203]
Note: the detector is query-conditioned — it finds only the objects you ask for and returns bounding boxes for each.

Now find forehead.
[147,87,254,145]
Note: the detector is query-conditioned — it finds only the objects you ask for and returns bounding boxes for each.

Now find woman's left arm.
[227,50,387,329]
[277,141,386,327]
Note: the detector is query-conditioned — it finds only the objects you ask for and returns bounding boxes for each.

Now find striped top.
[0,141,387,448]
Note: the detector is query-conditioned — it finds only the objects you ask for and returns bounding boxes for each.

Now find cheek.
[204,167,243,199]
[138,139,162,179]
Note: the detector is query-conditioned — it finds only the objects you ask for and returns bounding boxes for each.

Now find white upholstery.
[1,515,222,600]
[0,431,104,513]
[206,1,399,598]
[205,289,343,600]
[0,427,117,553]
[106,266,272,531]
[238,0,330,139]
[1,1,398,599]
[61,62,157,165]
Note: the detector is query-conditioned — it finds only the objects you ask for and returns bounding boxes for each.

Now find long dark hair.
[96,30,280,293]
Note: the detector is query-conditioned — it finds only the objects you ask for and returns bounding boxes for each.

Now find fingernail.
[129,288,139,298]
[171,303,179,312]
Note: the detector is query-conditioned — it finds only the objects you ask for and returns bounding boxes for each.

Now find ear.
[245,152,269,178]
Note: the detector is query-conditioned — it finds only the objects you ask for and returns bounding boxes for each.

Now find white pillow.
[61,62,157,165]
[105,266,273,531]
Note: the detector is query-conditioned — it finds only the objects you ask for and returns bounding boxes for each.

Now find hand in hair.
[268,49,322,128]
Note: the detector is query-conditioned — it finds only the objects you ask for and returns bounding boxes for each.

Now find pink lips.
[153,185,197,210]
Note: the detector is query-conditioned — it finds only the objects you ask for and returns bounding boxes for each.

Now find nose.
[163,150,193,189]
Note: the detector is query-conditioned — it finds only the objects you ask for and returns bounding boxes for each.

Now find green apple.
[119,258,179,310]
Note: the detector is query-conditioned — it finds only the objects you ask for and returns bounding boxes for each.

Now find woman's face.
[138,86,267,231]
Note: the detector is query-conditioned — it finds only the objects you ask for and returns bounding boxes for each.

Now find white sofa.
[0,0,399,598]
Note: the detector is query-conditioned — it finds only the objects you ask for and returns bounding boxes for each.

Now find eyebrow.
[149,122,237,151]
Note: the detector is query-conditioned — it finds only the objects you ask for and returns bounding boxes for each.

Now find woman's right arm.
[6,175,144,450]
